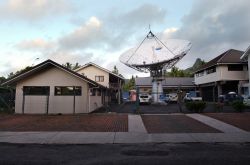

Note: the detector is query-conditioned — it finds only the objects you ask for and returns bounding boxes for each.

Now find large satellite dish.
[119,31,192,72]
[120,30,192,103]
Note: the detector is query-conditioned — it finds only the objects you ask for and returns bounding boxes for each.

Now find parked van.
[139,93,152,104]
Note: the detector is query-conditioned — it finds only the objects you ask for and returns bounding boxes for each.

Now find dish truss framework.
[120,30,192,103]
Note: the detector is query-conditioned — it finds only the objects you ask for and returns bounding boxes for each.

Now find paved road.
[0,143,249,165]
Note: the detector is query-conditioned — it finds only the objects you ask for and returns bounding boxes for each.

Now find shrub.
[214,102,224,112]
[232,100,245,112]
[0,107,14,114]
[185,101,206,113]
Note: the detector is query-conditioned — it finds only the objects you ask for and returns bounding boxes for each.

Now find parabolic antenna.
[119,30,192,103]
[119,31,192,73]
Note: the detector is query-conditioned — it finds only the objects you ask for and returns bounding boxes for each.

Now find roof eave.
[1,60,100,87]
[240,45,250,60]
[194,64,217,73]
[75,62,125,80]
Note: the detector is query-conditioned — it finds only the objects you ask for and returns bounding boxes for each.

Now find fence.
[0,87,15,113]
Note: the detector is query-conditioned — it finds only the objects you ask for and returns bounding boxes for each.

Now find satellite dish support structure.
[119,30,191,103]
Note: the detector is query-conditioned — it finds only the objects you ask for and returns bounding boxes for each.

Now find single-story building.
[1,60,106,114]
[135,77,196,95]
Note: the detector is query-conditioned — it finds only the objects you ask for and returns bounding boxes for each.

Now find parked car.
[139,93,152,104]
[218,92,243,104]
[159,94,170,103]
[184,92,202,102]
[165,93,178,102]
[122,92,130,102]
[243,95,250,106]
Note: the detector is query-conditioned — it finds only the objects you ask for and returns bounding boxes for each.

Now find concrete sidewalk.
[0,114,249,144]
[0,131,250,144]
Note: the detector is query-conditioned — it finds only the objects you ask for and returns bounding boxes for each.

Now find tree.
[123,75,135,91]
[165,67,191,77]
[7,66,33,78]
[112,65,119,75]
[111,65,124,78]
[0,76,6,84]
[62,62,81,70]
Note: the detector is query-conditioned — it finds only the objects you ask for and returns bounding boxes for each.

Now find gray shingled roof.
[135,77,194,87]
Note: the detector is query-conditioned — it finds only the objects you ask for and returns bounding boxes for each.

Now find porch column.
[217,82,222,97]
[238,81,242,95]
[118,79,121,104]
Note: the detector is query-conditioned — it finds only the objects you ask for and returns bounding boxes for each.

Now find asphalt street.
[0,143,249,165]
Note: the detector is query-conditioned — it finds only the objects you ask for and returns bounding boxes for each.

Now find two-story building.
[194,49,249,101]
[240,45,250,95]
[75,62,124,104]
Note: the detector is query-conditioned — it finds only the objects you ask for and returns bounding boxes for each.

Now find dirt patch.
[0,114,128,132]
[205,113,250,132]
[141,114,221,133]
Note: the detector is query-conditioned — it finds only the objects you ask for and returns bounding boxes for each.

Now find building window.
[90,88,102,96]
[55,86,81,96]
[206,67,216,74]
[96,89,102,96]
[23,86,50,95]
[95,76,104,82]
[196,71,204,77]
[228,64,243,71]
[90,88,96,96]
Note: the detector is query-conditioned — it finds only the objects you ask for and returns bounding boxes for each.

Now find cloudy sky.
[0,0,249,78]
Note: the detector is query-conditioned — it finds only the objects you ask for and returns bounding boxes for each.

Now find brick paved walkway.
[141,114,221,133]
[205,113,250,132]
[0,114,128,132]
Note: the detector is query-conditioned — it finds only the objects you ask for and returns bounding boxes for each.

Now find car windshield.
[140,96,148,98]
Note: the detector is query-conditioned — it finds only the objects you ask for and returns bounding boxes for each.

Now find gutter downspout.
[73,86,76,114]
[88,85,90,113]
[118,79,121,104]
[22,88,25,114]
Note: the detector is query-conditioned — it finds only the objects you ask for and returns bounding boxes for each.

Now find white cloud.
[166,0,250,68]
[112,4,166,29]
[0,0,73,21]
[45,50,94,65]
[163,27,178,39]
[59,16,108,50]
[0,51,40,76]
[66,4,167,52]
[15,38,55,51]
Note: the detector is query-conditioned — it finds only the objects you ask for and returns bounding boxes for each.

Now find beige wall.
[76,66,109,87]
[15,67,103,114]
[89,95,102,112]
[218,65,248,80]
[195,65,248,85]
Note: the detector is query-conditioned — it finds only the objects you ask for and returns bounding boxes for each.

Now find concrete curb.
[0,131,250,144]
